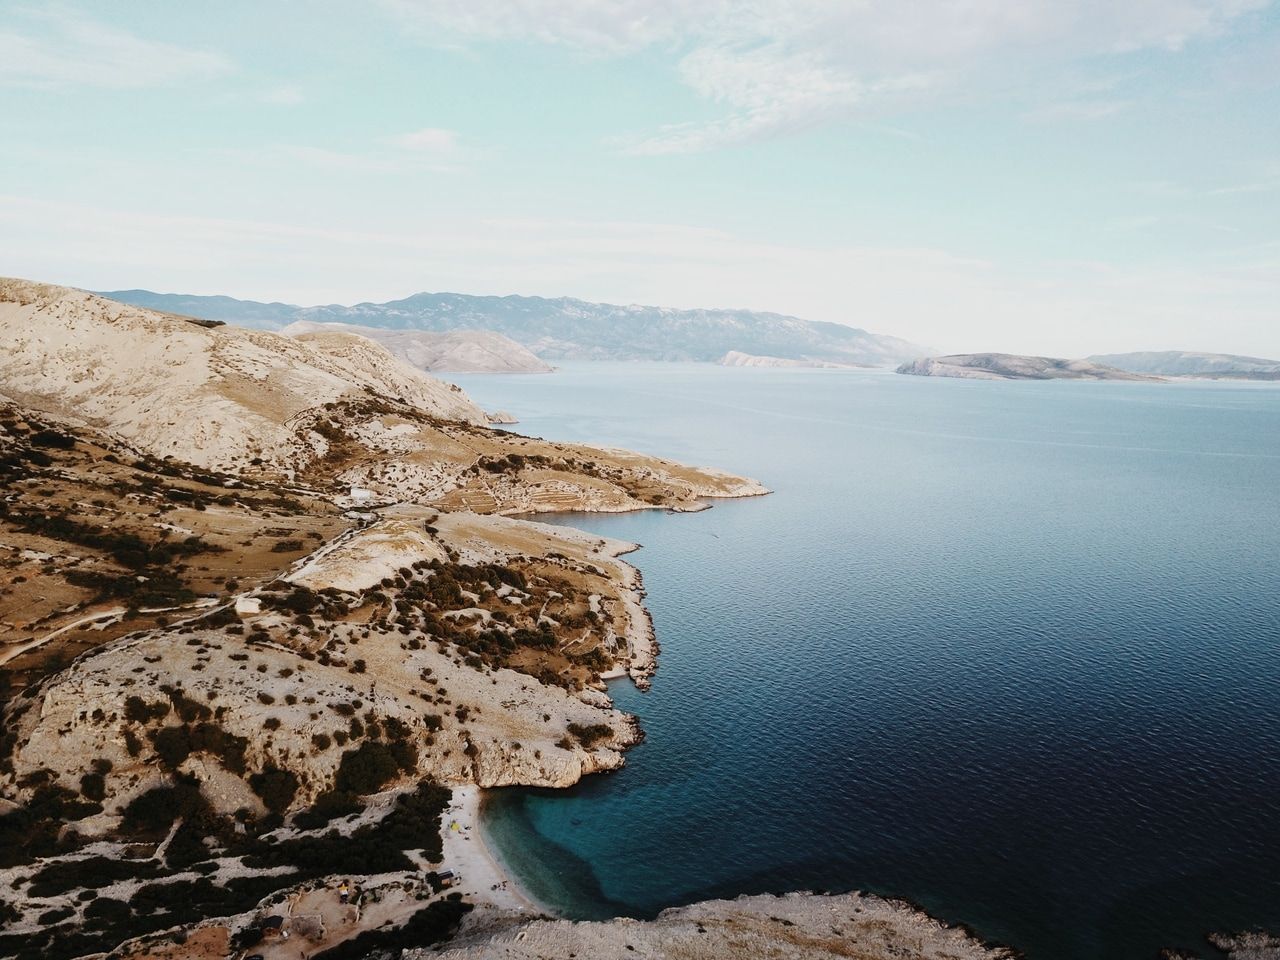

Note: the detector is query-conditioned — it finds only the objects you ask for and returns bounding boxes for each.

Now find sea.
[445,362,1280,960]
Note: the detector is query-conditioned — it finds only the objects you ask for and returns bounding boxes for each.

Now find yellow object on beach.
[451,821,460,831]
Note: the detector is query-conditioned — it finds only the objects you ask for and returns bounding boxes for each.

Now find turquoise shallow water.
[447,364,1280,960]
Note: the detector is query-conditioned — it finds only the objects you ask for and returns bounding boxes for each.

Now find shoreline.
[442,784,560,928]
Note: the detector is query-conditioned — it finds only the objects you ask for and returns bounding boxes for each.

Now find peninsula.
[0,278,1025,960]
[0,277,766,960]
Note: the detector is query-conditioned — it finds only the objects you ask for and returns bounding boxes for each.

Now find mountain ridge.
[99,288,930,366]
[1088,350,1280,379]
[281,320,554,374]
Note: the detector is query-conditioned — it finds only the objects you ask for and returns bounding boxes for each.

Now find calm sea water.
[447,363,1280,960]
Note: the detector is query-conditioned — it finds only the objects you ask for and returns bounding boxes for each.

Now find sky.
[1,1,1277,357]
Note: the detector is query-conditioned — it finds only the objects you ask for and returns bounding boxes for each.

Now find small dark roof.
[261,916,285,929]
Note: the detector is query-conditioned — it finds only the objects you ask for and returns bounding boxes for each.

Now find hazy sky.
[2,1,1278,356]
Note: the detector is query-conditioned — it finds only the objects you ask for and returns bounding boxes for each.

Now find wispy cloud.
[207,128,468,175]
[1026,98,1135,121]
[389,127,460,154]
[0,7,232,89]
[262,84,305,105]
[1205,178,1280,196]
[383,0,1272,151]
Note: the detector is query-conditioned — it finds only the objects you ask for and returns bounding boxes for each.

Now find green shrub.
[150,726,192,768]
[333,741,400,796]
[123,696,170,724]
[249,765,299,814]
[121,782,208,834]
[79,772,106,802]
[567,722,613,748]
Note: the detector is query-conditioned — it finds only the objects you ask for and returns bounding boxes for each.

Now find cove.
[448,363,1280,960]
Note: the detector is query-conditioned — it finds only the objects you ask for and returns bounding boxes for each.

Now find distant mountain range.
[1088,351,1280,380]
[281,321,553,374]
[99,289,929,366]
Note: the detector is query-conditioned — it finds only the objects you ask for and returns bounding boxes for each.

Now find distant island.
[1088,350,1280,380]
[897,353,1160,381]
[718,350,867,369]
[282,320,553,374]
[98,289,929,366]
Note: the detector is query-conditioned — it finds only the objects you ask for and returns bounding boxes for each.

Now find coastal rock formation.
[718,350,868,369]
[1088,350,1280,380]
[1207,931,1280,959]
[422,891,1016,960]
[282,321,554,374]
[897,353,1160,381]
[0,278,486,474]
[0,279,766,511]
[101,288,931,366]
[0,274,766,960]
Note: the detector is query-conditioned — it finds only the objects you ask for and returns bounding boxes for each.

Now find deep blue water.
[447,363,1280,960]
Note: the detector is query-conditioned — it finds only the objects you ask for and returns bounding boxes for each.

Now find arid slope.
[0,277,766,960]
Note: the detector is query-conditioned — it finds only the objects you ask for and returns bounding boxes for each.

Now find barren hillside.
[0,276,767,960]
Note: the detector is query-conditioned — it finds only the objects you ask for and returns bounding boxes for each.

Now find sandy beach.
[442,785,557,928]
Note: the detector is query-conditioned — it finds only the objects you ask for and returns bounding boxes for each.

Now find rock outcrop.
[422,891,1016,960]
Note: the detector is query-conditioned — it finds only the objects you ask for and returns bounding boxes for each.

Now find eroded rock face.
[421,891,1018,960]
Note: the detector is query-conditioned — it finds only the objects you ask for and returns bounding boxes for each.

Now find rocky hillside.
[897,353,1160,381]
[424,891,1016,960]
[282,321,553,374]
[0,279,486,475]
[100,288,929,366]
[1,280,760,510]
[0,275,766,960]
[1089,350,1280,380]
